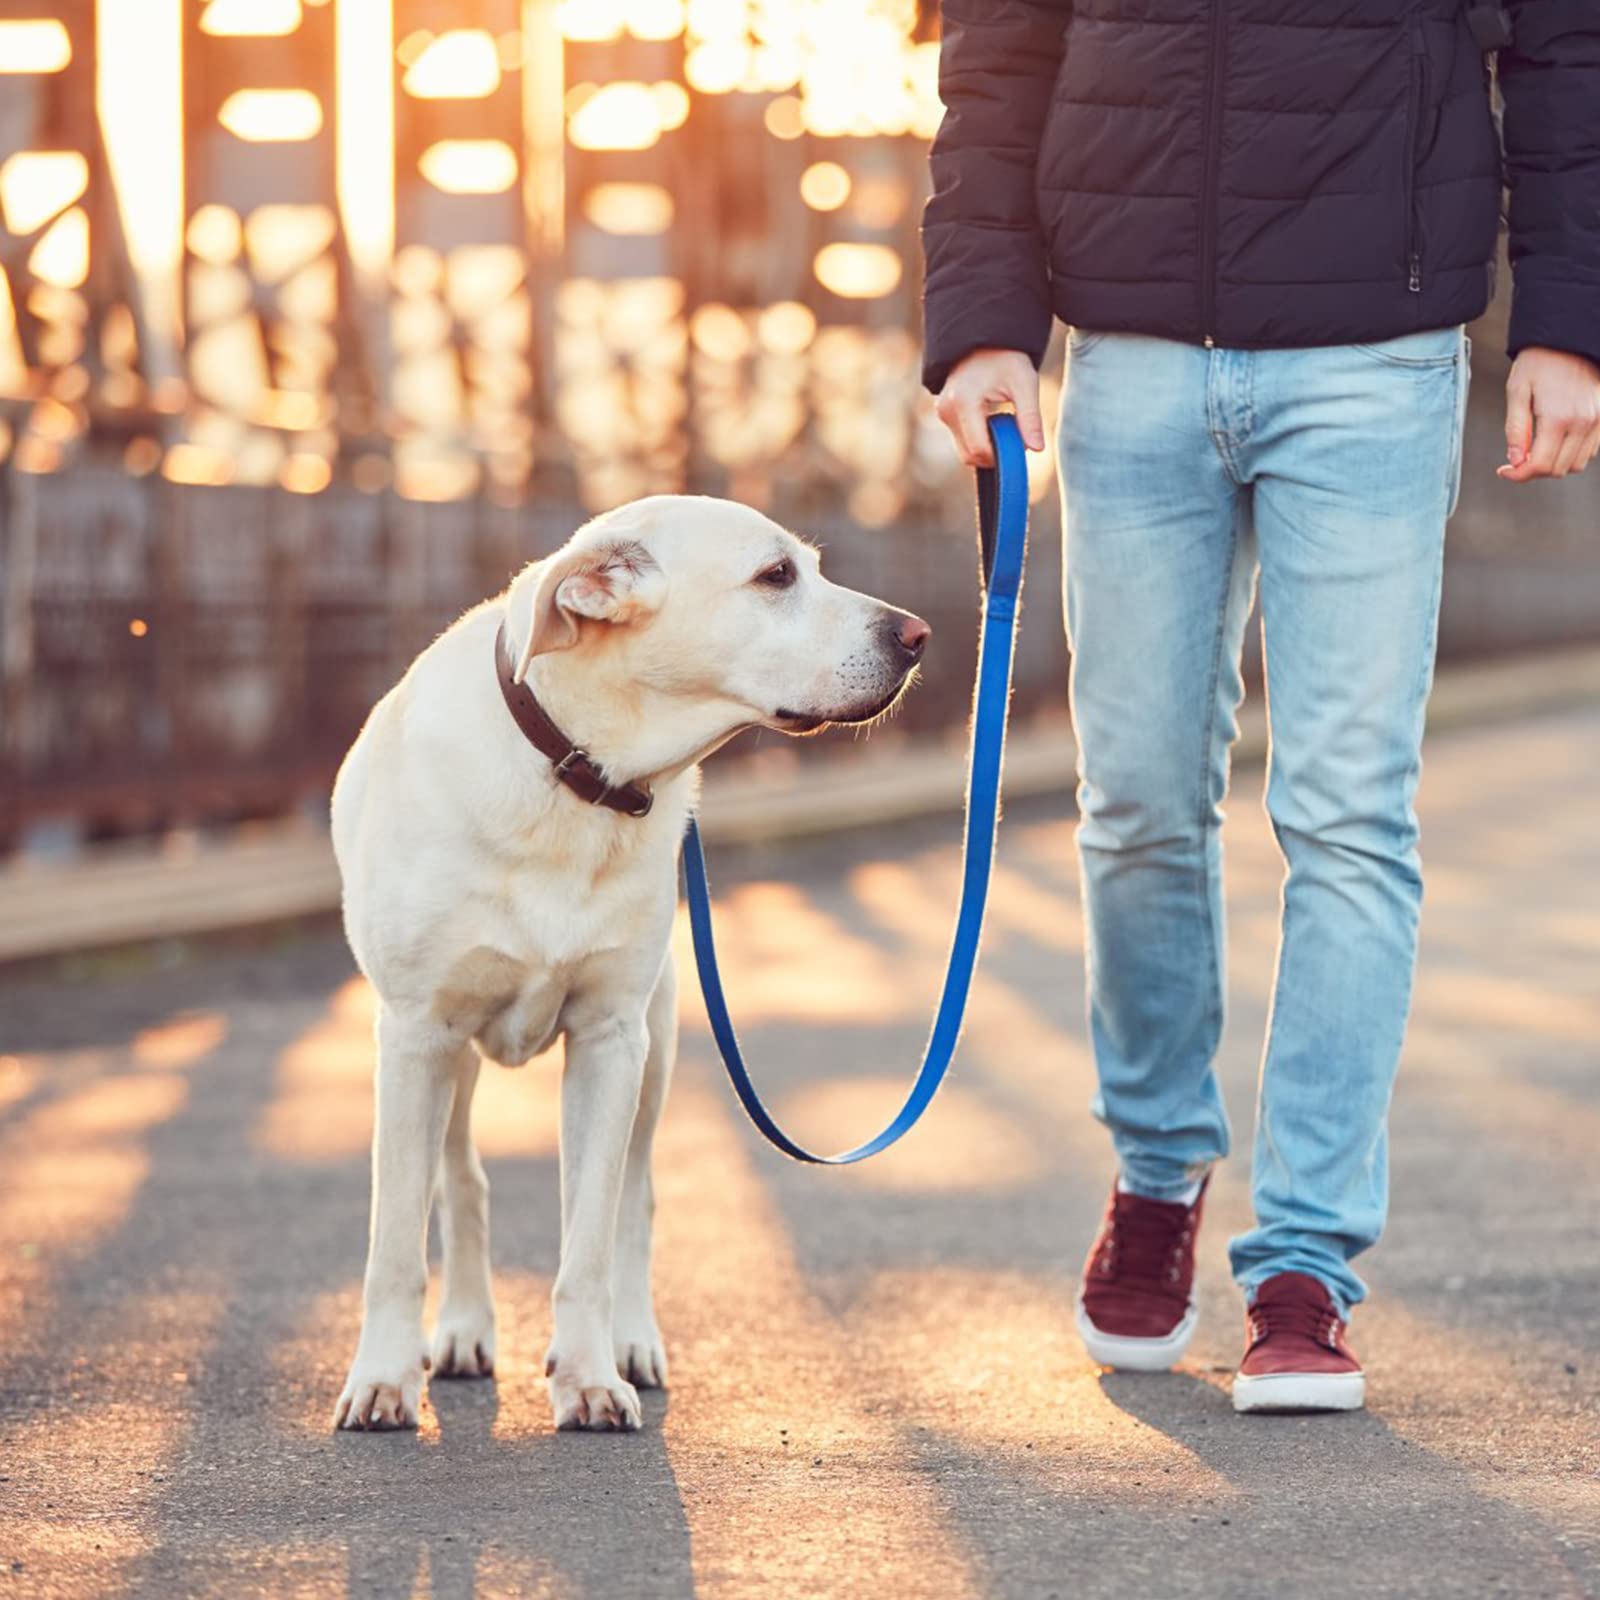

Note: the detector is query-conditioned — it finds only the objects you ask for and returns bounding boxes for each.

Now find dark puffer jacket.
[921,0,1600,391]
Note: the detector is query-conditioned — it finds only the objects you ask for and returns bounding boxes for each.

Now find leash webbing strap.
[681,413,1030,1163]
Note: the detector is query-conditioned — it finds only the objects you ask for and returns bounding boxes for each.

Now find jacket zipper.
[1405,18,1430,293]
[1199,0,1228,343]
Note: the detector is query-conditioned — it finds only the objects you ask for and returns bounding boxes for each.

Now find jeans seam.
[1445,336,1469,519]
[1192,501,1239,1095]
[1204,353,1246,484]
[1405,341,1459,717]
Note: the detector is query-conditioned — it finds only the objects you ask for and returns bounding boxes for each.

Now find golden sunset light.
[0,0,943,507]
[0,18,73,73]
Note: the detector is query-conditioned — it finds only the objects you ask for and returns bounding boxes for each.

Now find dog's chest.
[436,951,568,1067]
[430,843,667,1066]
[500,842,659,960]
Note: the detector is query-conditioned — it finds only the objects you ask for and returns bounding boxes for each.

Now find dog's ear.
[512,540,665,681]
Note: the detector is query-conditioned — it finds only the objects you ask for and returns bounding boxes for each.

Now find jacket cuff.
[1507,276,1600,372]
[921,290,1054,394]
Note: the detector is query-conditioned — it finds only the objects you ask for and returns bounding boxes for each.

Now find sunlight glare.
[690,303,750,362]
[0,271,23,395]
[244,204,336,285]
[200,0,302,37]
[758,299,816,354]
[653,79,690,128]
[337,0,394,288]
[162,442,234,487]
[403,28,501,99]
[814,241,901,298]
[218,89,324,143]
[186,204,242,265]
[418,140,518,195]
[627,0,685,40]
[568,81,663,150]
[28,208,89,289]
[0,19,71,72]
[684,38,748,93]
[559,0,625,41]
[280,452,332,493]
[799,160,850,211]
[97,0,183,352]
[0,151,88,237]
[581,181,674,235]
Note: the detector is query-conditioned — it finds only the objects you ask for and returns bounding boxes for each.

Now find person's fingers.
[1525,406,1569,479]
[1549,422,1587,479]
[934,388,983,467]
[1010,379,1046,452]
[936,352,1044,466]
[1503,371,1533,469]
[1498,406,1570,482]
[957,395,995,467]
[1577,420,1600,474]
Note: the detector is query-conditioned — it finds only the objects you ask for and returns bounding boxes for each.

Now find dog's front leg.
[431,1053,497,1379]
[546,1009,648,1431]
[335,1012,460,1430]
[612,956,675,1390]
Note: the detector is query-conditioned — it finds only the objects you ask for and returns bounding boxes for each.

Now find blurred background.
[0,0,1597,865]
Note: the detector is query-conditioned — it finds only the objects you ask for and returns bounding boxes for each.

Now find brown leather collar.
[494,621,654,818]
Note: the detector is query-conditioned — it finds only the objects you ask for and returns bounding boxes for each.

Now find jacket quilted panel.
[922,0,1600,390]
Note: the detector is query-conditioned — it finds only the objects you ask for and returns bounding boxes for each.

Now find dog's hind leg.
[334,1010,461,1431]
[613,954,675,1390]
[430,1052,497,1379]
[544,1001,650,1431]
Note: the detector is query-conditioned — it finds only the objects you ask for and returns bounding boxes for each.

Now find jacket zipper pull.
[1408,254,1422,293]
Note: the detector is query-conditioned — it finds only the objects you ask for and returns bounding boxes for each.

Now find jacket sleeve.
[919,0,1071,394]
[1498,0,1600,369]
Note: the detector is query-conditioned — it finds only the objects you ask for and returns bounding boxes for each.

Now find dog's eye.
[754,558,796,590]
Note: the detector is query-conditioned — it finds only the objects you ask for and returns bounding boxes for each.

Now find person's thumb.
[1504,373,1533,467]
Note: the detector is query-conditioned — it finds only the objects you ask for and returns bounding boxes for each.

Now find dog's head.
[506,496,928,754]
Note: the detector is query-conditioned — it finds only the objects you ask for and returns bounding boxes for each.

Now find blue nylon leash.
[680,413,1031,1163]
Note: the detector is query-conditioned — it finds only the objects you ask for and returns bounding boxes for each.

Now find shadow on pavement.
[2,711,1597,1597]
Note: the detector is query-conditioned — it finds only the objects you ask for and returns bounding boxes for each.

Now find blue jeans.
[1058,327,1469,1315]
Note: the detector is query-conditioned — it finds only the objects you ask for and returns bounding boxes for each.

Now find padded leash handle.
[682,414,1031,1163]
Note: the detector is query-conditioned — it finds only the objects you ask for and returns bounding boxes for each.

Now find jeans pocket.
[1068,327,1107,358]
[1350,327,1463,368]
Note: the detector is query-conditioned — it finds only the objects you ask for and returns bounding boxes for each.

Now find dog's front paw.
[614,1320,668,1390]
[334,1363,424,1431]
[431,1302,497,1379]
[334,1335,426,1431]
[547,1352,642,1432]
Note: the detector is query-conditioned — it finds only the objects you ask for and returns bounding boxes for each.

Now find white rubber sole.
[1075,1296,1198,1372]
[1232,1369,1366,1413]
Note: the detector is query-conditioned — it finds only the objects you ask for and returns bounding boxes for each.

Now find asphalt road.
[2,705,1597,1599]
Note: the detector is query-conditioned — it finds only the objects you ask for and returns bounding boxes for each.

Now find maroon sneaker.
[1232,1271,1365,1413]
[1075,1178,1206,1371]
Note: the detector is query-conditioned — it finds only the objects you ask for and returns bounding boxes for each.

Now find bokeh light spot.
[813,241,902,299]
[800,161,851,212]
[218,89,324,143]
[418,139,518,195]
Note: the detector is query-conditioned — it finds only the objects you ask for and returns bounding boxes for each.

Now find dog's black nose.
[887,612,931,663]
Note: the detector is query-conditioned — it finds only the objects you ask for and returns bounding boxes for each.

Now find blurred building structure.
[0,0,1596,846]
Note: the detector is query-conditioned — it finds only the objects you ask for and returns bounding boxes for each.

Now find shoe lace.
[1248,1298,1342,1349]
[1094,1195,1193,1287]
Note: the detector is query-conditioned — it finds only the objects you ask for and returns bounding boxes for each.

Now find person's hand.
[934,348,1045,467]
[1499,347,1600,482]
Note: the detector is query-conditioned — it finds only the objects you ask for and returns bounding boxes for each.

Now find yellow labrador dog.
[331,495,929,1432]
